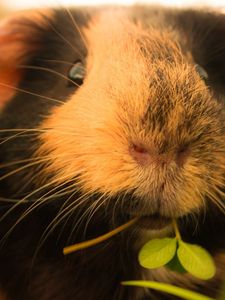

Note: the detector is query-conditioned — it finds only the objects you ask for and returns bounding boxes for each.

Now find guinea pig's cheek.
[38,98,140,195]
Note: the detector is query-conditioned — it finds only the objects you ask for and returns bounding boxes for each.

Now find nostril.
[130,142,190,167]
[132,144,149,154]
[176,145,190,167]
[130,143,151,166]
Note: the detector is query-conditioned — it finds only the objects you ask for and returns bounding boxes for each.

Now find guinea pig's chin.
[120,195,195,231]
[123,209,174,231]
[124,211,181,232]
[135,214,172,230]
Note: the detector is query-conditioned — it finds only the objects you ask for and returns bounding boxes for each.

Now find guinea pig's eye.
[68,61,85,87]
[195,64,209,82]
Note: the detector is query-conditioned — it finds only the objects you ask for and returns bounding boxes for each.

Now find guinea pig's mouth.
[126,213,172,230]
[138,214,171,230]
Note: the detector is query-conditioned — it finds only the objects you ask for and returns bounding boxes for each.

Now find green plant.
[138,219,215,280]
[123,219,216,300]
[63,218,217,300]
[122,281,214,300]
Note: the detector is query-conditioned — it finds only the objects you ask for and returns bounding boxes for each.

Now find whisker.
[65,192,109,244]
[0,130,39,146]
[54,183,96,243]
[36,58,74,65]
[18,171,77,202]
[82,194,109,238]
[29,178,77,205]
[0,175,80,245]
[0,128,83,138]
[44,15,84,58]
[0,133,41,142]
[0,151,74,181]
[55,183,82,215]
[112,192,126,227]
[33,191,91,258]
[206,189,225,214]
[63,6,88,51]
[52,189,92,235]
[0,197,31,203]
[0,83,64,104]
[0,157,52,182]
[18,65,80,88]
[0,168,76,225]
[0,155,53,169]
[0,129,50,133]
[12,184,76,227]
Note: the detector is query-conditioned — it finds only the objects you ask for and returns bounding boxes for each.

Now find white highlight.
[3,0,225,10]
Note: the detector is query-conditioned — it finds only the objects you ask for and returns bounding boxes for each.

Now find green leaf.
[138,238,177,269]
[122,280,215,300]
[166,253,187,273]
[177,241,216,280]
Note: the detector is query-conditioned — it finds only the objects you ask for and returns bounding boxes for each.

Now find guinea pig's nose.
[130,143,190,167]
[130,144,150,166]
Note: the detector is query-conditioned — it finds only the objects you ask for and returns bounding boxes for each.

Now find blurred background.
[1,0,225,11]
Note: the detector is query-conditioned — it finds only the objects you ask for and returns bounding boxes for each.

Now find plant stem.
[172,218,181,240]
[63,217,138,255]
[122,281,215,300]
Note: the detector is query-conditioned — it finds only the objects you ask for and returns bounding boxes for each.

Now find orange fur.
[0,9,53,109]
[38,12,225,219]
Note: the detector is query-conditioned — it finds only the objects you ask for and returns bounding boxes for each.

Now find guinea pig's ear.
[176,10,225,94]
[0,10,51,109]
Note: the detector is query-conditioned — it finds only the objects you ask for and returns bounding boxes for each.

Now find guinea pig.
[0,5,225,300]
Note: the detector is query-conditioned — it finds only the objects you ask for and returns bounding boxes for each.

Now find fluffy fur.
[0,6,225,300]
